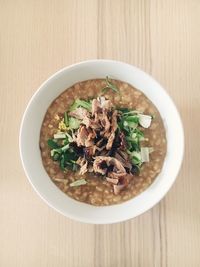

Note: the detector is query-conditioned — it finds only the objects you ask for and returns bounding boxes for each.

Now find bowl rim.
[19,59,184,224]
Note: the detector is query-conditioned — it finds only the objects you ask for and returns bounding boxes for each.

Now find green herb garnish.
[70,179,87,187]
[117,110,151,170]
[68,117,81,129]
[64,112,69,126]
[47,139,60,149]
[102,76,119,93]
[70,99,92,111]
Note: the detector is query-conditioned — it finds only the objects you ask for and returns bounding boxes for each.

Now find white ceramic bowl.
[19,60,184,224]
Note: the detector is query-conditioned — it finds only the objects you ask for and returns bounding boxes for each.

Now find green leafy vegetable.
[65,132,74,143]
[50,145,78,171]
[117,107,130,113]
[123,120,137,129]
[118,108,142,116]
[131,141,140,152]
[70,99,92,111]
[140,147,150,162]
[68,117,81,129]
[53,132,66,139]
[53,152,60,161]
[134,128,144,140]
[102,76,119,93]
[125,116,139,124]
[70,179,87,187]
[47,139,60,149]
[130,151,142,165]
[64,112,69,126]
[50,148,62,156]
[117,108,154,171]
[50,144,69,157]
[60,154,65,170]
[61,144,70,152]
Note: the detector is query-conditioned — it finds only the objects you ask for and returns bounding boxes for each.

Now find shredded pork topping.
[68,97,133,194]
[48,93,153,195]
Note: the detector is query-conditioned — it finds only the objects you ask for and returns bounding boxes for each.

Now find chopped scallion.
[68,117,81,129]
[64,112,69,126]
[47,139,59,149]
[53,133,66,139]
[70,179,87,187]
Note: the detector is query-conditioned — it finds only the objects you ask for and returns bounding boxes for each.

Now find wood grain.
[0,0,200,266]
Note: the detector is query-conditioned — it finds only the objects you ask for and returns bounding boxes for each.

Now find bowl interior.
[20,60,184,224]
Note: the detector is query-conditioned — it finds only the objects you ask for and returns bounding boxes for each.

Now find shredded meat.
[100,110,111,136]
[84,146,97,158]
[115,151,132,170]
[76,157,89,175]
[69,107,89,120]
[76,126,87,146]
[79,161,88,175]
[93,156,126,177]
[106,177,119,184]
[88,165,94,172]
[68,97,136,194]
[106,132,115,150]
[96,148,109,156]
[92,99,100,116]
[76,126,94,147]
[76,157,85,166]
[82,116,100,129]
[119,132,127,150]
[106,110,118,149]
[98,96,113,109]
[85,128,96,147]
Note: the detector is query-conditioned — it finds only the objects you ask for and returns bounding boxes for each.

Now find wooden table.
[1,1,199,266]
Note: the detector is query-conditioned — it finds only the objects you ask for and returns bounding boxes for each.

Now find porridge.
[40,78,167,206]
